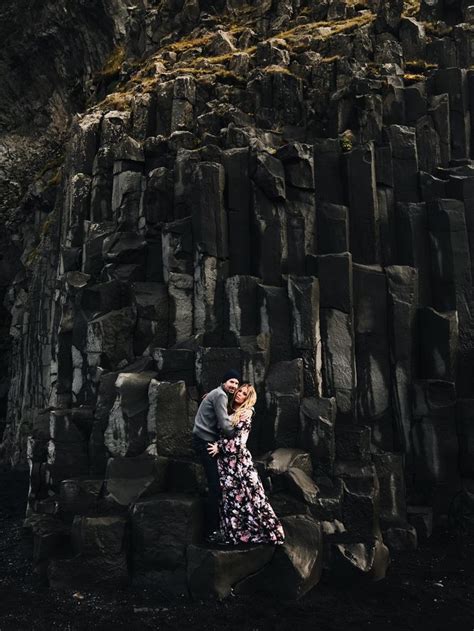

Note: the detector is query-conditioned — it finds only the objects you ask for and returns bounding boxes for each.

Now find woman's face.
[234,386,249,405]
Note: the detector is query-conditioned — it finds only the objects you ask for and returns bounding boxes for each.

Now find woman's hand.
[207,442,219,457]
[239,409,252,422]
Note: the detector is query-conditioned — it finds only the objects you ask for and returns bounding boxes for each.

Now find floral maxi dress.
[217,415,285,545]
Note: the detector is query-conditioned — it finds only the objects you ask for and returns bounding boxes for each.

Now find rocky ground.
[1,467,473,631]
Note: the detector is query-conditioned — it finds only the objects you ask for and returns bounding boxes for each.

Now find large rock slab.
[337,462,381,540]
[266,359,304,396]
[298,397,336,476]
[130,494,203,573]
[224,275,259,343]
[346,143,380,264]
[251,184,286,285]
[386,265,418,453]
[132,283,169,354]
[331,539,390,582]
[288,276,322,396]
[59,478,103,519]
[30,515,71,566]
[430,68,470,160]
[316,202,349,254]
[103,454,167,509]
[187,544,275,600]
[223,148,252,275]
[395,202,431,305]
[386,125,420,202]
[419,307,458,381]
[71,515,127,557]
[427,197,471,312]
[320,308,356,417]
[373,453,406,527]
[86,306,136,370]
[103,371,157,458]
[235,515,323,600]
[49,515,128,590]
[411,380,459,501]
[262,393,300,451]
[257,448,313,477]
[353,264,393,450]
[258,285,292,364]
[147,380,193,458]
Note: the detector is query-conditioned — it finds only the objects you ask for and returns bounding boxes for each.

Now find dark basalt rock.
[2,0,474,601]
[235,515,323,599]
[331,539,390,582]
[48,516,128,590]
[130,494,204,585]
[187,544,275,600]
[103,454,168,509]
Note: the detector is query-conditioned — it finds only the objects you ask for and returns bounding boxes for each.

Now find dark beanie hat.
[222,369,241,383]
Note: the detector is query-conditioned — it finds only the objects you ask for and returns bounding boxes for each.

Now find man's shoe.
[205,530,227,545]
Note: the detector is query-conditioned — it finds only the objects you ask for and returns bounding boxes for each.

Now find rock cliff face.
[1,0,474,598]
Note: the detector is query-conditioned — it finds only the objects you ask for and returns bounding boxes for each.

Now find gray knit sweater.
[192,385,235,442]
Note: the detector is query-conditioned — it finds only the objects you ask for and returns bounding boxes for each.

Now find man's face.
[223,378,239,394]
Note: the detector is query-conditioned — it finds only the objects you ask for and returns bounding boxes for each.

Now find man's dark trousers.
[193,434,221,534]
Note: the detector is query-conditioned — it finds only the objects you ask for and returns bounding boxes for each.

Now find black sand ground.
[1,467,473,631]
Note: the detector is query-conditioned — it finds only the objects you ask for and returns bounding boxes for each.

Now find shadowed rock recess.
[1,0,474,600]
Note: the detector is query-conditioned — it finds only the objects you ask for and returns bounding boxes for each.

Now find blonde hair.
[230,384,257,425]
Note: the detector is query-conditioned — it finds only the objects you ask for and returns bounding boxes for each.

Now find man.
[192,369,251,543]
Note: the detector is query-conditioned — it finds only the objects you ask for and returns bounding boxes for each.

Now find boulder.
[86,306,136,369]
[49,515,128,590]
[383,525,418,552]
[258,448,313,477]
[331,539,390,582]
[59,478,104,518]
[338,462,381,540]
[235,515,323,600]
[103,454,167,508]
[71,515,127,557]
[31,515,70,565]
[187,544,275,600]
[335,425,371,463]
[130,494,203,573]
[282,468,320,505]
[407,506,433,542]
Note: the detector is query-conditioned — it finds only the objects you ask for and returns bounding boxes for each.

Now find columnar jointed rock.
[3,0,474,601]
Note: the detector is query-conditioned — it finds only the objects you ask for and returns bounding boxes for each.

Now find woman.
[207,383,285,545]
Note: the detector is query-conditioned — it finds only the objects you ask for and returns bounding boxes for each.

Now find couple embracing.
[192,369,285,546]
